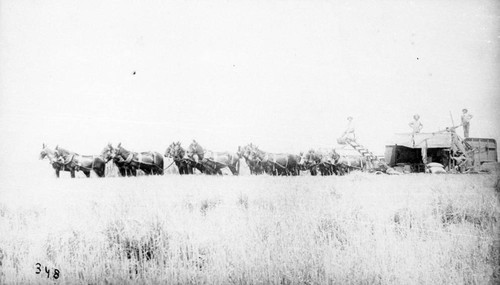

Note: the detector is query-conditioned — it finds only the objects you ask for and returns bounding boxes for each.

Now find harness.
[57,153,96,172]
[120,150,163,174]
[125,153,134,164]
[203,151,229,168]
[267,153,289,170]
[73,155,98,171]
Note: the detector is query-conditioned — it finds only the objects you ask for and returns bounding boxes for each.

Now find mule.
[164,142,194,175]
[102,144,136,176]
[186,140,240,175]
[249,146,300,176]
[113,143,164,176]
[54,146,107,177]
[299,149,341,176]
[100,143,125,176]
[238,144,264,175]
[39,144,75,178]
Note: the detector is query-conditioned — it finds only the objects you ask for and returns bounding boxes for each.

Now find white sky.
[1,0,499,167]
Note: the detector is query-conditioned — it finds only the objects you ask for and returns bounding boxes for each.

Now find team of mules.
[39,141,364,178]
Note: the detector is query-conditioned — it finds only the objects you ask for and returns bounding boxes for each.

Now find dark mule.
[249,146,300,176]
[299,150,319,175]
[100,143,120,176]
[299,149,342,176]
[113,143,164,176]
[237,144,264,175]
[103,144,135,176]
[54,146,107,177]
[164,142,194,175]
[39,144,75,178]
[186,140,240,175]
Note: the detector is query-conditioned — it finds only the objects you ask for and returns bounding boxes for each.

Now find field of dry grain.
[0,168,499,284]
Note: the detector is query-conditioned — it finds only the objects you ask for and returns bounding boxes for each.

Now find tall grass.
[0,174,499,284]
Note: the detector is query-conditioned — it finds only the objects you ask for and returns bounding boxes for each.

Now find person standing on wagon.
[461,108,473,138]
[409,114,423,134]
[341,116,356,141]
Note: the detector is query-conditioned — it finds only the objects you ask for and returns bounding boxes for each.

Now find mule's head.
[298,151,307,166]
[166,142,185,160]
[187,140,203,162]
[164,142,174,158]
[238,144,252,159]
[329,149,340,163]
[101,143,114,162]
[40,143,50,160]
[300,149,318,167]
[249,146,263,163]
[237,146,243,158]
[174,143,187,160]
[52,148,66,164]
[112,143,125,160]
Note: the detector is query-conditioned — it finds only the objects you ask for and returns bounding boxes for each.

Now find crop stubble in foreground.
[0,174,499,284]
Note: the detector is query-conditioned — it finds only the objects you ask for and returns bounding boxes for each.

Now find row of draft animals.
[39,143,164,178]
[39,141,364,178]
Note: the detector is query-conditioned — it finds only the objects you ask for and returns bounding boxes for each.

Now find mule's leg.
[98,166,106,177]
[158,161,164,175]
[55,169,60,178]
[228,166,237,175]
[84,171,91,178]
[71,169,76,178]
[95,169,103,177]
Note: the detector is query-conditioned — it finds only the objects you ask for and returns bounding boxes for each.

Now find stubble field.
[0,170,499,284]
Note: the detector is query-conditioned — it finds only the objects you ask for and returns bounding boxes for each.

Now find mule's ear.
[55,145,58,150]
[42,143,46,148]
[117,142,121,147]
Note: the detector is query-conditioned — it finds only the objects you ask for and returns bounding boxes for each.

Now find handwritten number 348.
[35,263,60,279]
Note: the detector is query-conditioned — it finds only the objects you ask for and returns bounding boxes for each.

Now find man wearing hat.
[409,114,423,134]
[341,116,356,141]
[461,108,473,138]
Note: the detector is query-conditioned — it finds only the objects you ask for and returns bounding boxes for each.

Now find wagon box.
[384,132,497,173]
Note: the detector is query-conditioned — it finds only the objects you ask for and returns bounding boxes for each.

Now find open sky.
[1,0,499,169]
